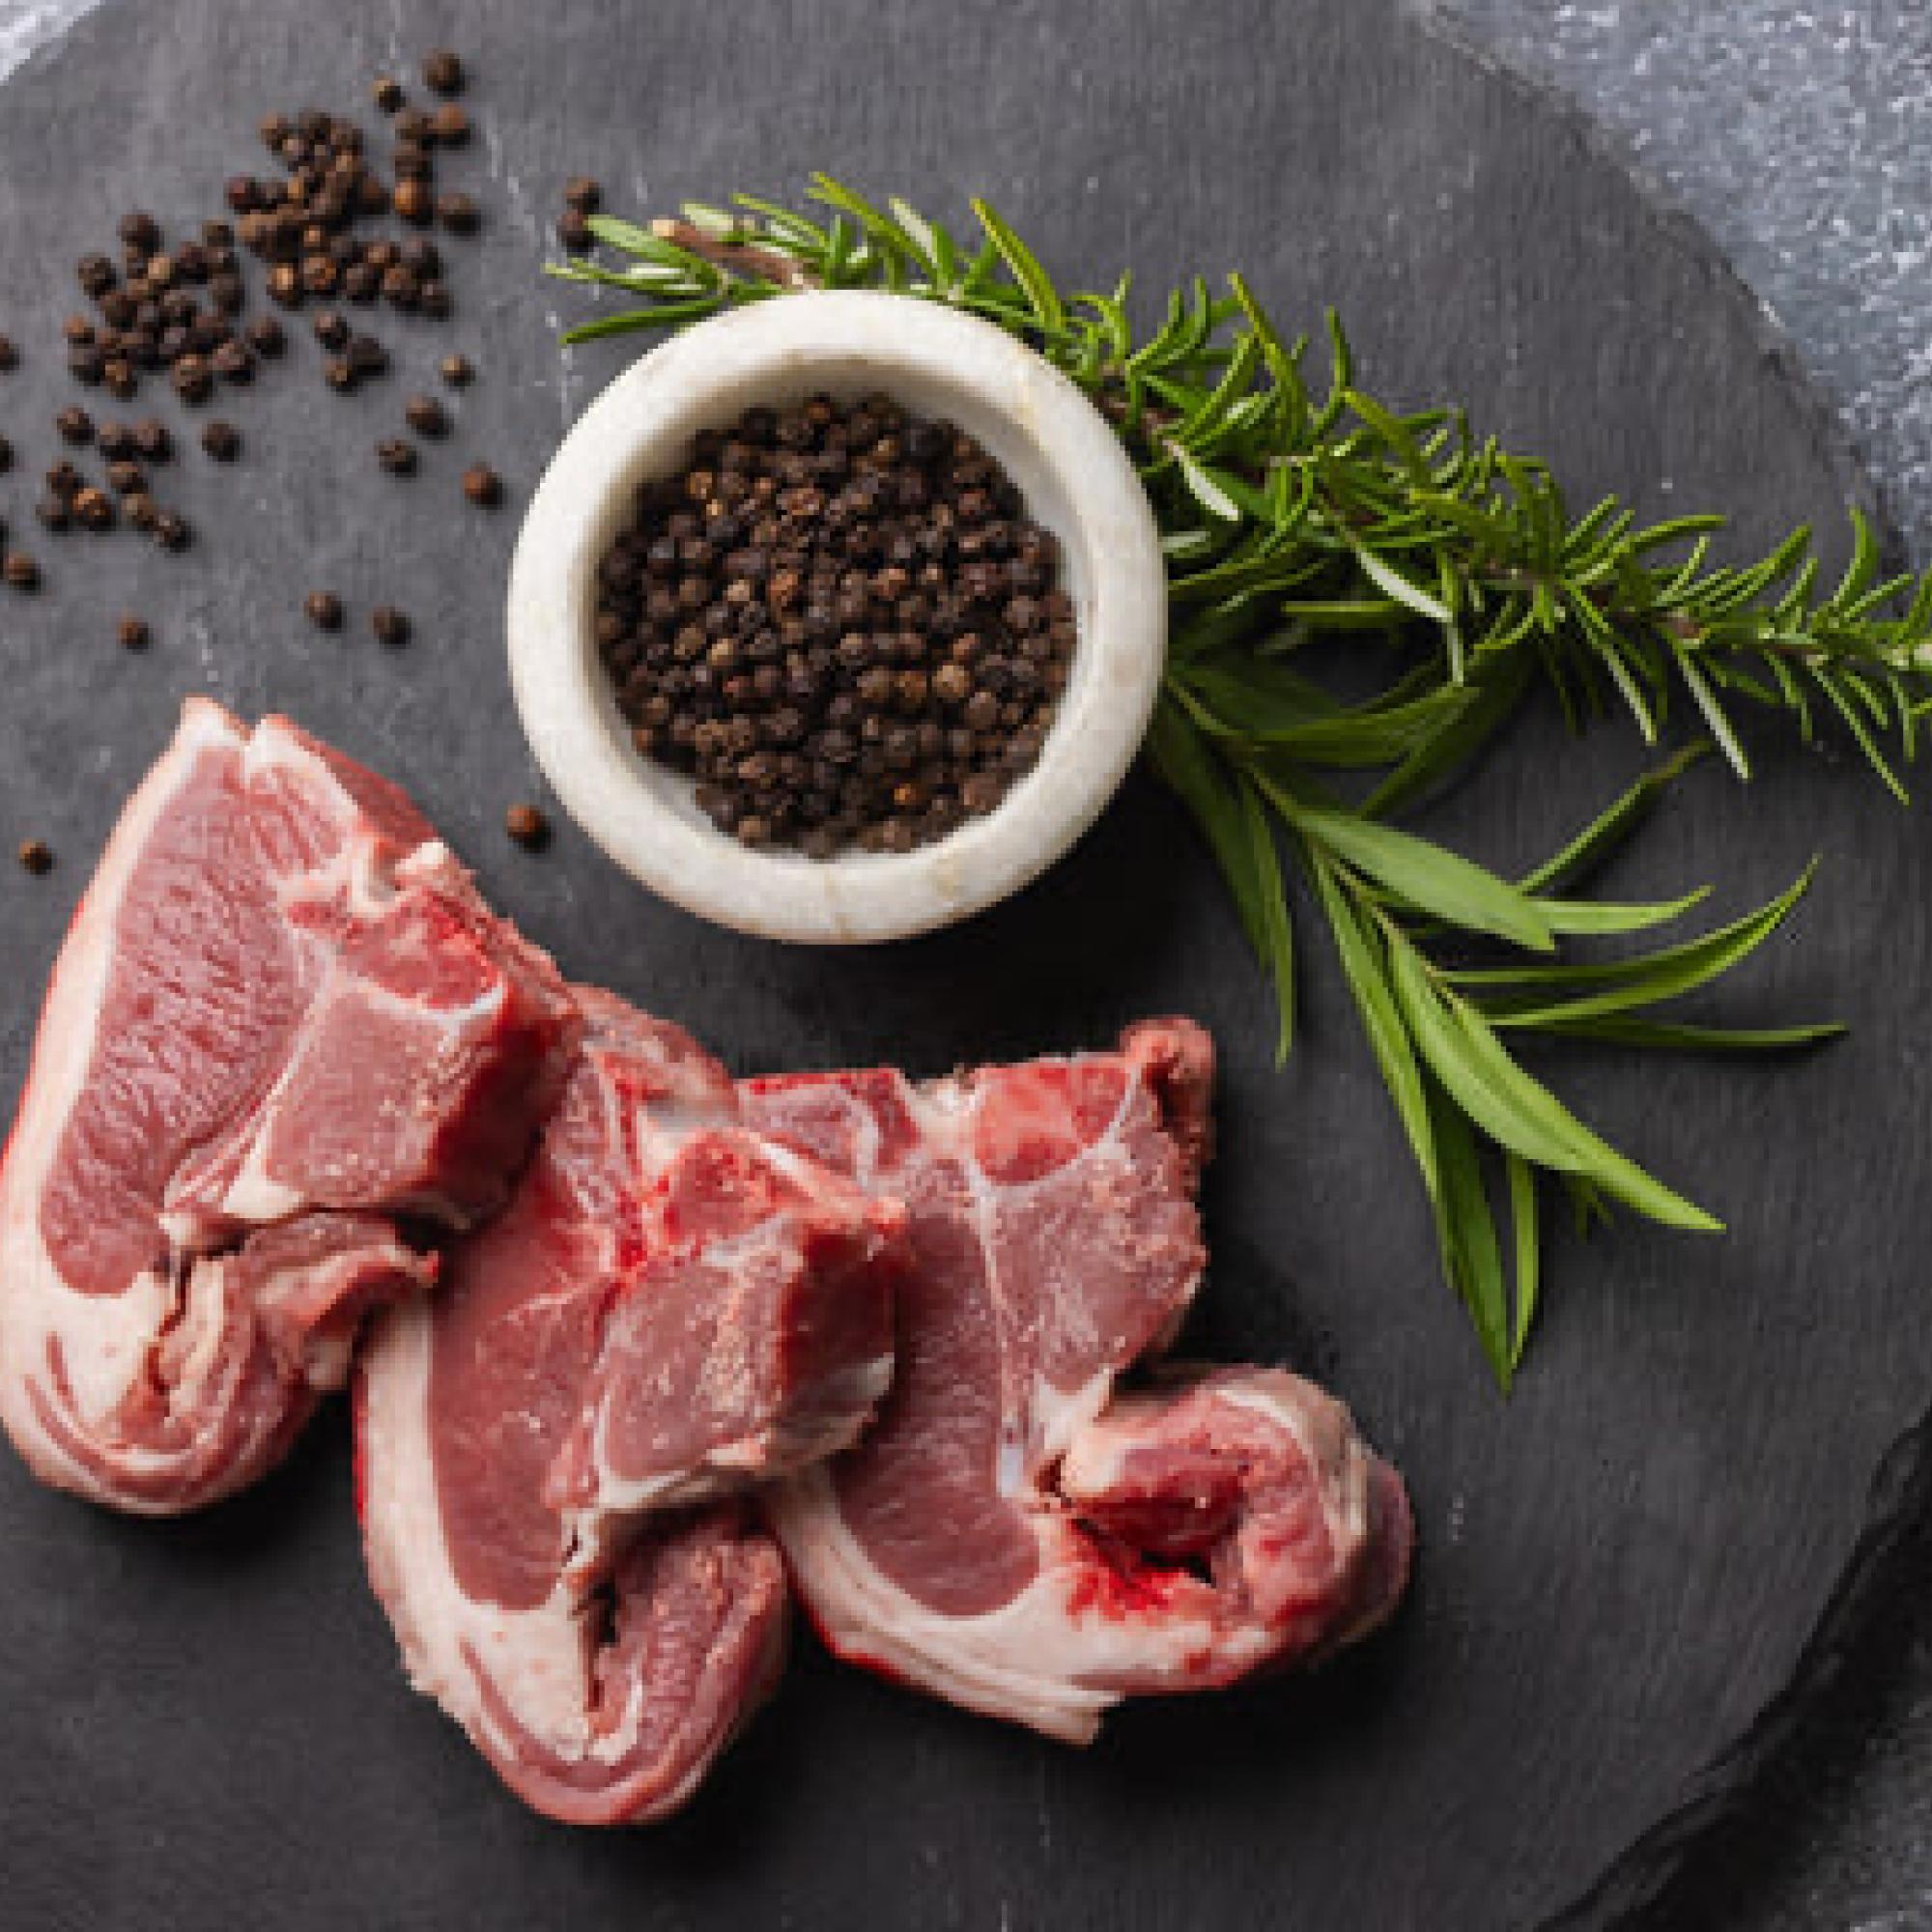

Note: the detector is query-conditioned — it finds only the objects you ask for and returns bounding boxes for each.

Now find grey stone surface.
[1419,0,1932,564]
[0,3,1925,1929]
[0,0,94,81]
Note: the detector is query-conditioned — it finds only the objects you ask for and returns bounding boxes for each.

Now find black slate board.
[0,3,1916,1927]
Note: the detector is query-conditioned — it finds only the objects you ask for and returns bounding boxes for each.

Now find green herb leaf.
[1505,1153,1541,1373]
[1237,776,1296,1062]
[1528,1014,1844,1053]
[1305,847,1437,1197]
[1468,864,1816,1022]
[1285,801,1556,952]
[1529,889,1710,936]
[1518,742,1707,896]
[1427,1073,1512,1383]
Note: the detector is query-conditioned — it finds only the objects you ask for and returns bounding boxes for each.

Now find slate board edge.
[1548,1407,1932,1929]
[1392,20,1930,1922]
[1408,0,1896,569]
[0,3,1916,1923]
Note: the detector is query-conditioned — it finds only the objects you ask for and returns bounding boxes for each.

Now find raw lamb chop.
[742,1020,1412,1744]
[355,989,905,1826]
[0,699,579,1514]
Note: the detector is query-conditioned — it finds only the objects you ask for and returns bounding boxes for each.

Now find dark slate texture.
[0,3,1918,1928]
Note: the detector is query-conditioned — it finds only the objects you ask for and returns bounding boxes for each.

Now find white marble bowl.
[508,290,1166,945]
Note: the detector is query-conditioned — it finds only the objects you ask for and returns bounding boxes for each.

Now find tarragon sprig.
[546,179,1915,1389]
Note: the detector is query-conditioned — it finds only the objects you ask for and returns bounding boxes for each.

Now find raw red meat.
[0,700,579,1514]
[355,989,905,1826]
[742,1022,1412,1743]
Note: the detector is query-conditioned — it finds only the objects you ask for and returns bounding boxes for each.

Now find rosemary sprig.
[547,180,1904,1389]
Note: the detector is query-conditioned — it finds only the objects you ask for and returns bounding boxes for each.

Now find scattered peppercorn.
[0,436,11,471]
[557,207,592,253]
[439,352,473,387]
[371,604,410,646]
[72,487,113,531]
[212,340,254,384]
[461,463,501,506]
[505,803,550,850]
[245,314,286,358]
[4,552,40,589]
[377,436,417,475]
[133,418,171,463]
[17,838,53,875]
[404,393,446,438]
[0,334,16,370]
[304,590,344,631]
[36,79,488,571]
[563,176,602,214]
[201,419,241,462]
[117,616,150,652]
[592,393,1073,858]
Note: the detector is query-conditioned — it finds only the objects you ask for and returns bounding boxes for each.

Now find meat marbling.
[742,1021,1412,1744]
[0,700,580,1514]
[355,989,905,1825]
[3,693,1413,1808]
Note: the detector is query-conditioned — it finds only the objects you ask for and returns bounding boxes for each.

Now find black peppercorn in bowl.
[508,290,1165,943]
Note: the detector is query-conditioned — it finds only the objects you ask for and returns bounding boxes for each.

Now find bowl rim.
[507,289,1167,946]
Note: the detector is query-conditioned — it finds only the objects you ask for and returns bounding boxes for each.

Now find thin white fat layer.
[1210,1371,1373,1556]
[777,1469,1242,1743]
[0,706,246,1484]
[359,1298,623,1764]
[6,1237,171,1428]
[207,942,510,1231]
[270,825,403,923]
[582,1215,771,1510]
[0,704,242,1258]
[390,840,461,892]
[1028,1350,1138,1481]
[0,1236,289,1510]
[571,1342,895,1573]
[243,718,412,875]
[791,1078,894,1195]
[348,838,404,917]
[929,1051,1158,1498]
